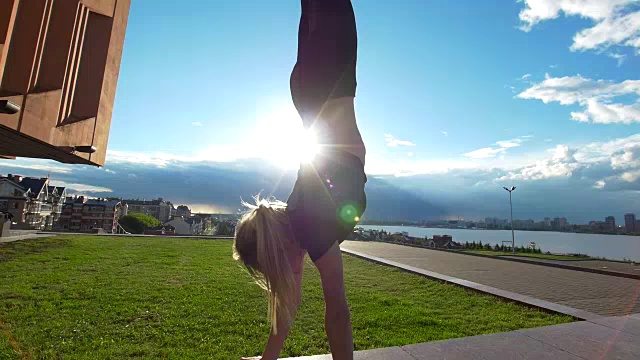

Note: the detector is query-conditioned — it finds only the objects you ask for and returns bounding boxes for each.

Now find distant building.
[513,219,535,230]
[143,225,175,236]
[165,216,203,235]
[549,217,568,230]
[57,197,127,233]
[47,186,67,228]
[427,235,461,249]
[625,213,636,233]
[122,198,173,222]
[484,217,508,229]
[544,217,552,228]
[589,221,607,232]
[605,216,616,232]
[176,205,191,218]
[0,174,66,230]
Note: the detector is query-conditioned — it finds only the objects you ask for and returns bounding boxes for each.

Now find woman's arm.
[253,249,305,360]
[260,270,302,360]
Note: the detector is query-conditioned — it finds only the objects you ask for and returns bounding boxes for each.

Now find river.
[360,225,640,262]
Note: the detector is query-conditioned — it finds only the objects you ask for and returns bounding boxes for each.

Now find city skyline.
[1,0,640,222]
[4,171,640,230]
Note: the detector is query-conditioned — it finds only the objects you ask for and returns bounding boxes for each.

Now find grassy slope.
[0,236,573,359]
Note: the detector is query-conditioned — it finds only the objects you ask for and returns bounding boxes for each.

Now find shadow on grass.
[0,237,71,263]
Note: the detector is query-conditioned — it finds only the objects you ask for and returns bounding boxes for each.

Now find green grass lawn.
[466,250,592,261]
[0,236,573,359]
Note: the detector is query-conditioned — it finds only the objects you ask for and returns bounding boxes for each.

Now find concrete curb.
[371,240,640,280]
[342,248,603,321]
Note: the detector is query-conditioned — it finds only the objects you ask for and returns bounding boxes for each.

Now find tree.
[216,221,235,236]
[119,213,161,234]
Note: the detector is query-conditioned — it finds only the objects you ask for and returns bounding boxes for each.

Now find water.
[360,225,640,262]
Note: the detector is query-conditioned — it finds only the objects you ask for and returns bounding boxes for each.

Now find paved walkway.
[0,233,54,243]
[501,256,640,277]
[341,241,640,317]
[283,315,640,359]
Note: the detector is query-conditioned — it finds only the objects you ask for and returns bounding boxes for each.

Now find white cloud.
[521,74,532,79]
[441,131,448,136]
[571,11,640,52]
[496,139,524,148]
[621,169,640,182]
[191,122,203,127]
[106,146,249,167]
[104,169,116,174]
[0,161,72,174]
[611,143,640,169]
[384,134,416,147]
[407,152,414,157]
[498,133,640,187]
[519,0,640,54]
[518,75,640,124]
[463,136,531,159]
[55,181,113,193]
[608,52,627,66]
[464,147,507,159]
[498,145,580,181]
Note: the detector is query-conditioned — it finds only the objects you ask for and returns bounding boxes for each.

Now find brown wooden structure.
[0,0,130,166]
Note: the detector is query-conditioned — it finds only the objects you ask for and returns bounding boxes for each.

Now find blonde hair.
[233,196,297,334]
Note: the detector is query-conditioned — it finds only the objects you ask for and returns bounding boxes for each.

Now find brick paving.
[341,241,640,317]
[501,256,640,277]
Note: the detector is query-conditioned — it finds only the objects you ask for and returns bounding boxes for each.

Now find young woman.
[234,1,366,359]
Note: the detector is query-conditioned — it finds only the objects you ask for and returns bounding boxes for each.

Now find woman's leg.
[291,0,358,128]
[289,2,358,358]
[314,242,353,360]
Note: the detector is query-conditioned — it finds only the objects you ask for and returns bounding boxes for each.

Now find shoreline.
[358,225,640,262]
[359,224,637,237]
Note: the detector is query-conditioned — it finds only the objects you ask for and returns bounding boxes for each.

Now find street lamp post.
[503,186,516,255]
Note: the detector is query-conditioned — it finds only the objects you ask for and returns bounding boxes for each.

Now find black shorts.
[287,151,367,262]
[290,0,357,128]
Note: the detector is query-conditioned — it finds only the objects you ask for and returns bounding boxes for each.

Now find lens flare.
[339,203,359,224]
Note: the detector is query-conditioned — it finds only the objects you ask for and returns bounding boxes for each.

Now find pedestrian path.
[283,315,640,359]
[0,233,55,243]
[341,241,640,317]
[500,255,640,278]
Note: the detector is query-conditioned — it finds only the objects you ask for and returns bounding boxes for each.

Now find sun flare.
[252,104,321,169]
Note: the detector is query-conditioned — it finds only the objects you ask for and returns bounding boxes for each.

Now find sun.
[297,128,320,163]
[252,104,321,169]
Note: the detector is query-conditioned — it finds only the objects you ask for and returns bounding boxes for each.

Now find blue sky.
[2,0,640,222]
[108,0,638,164]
